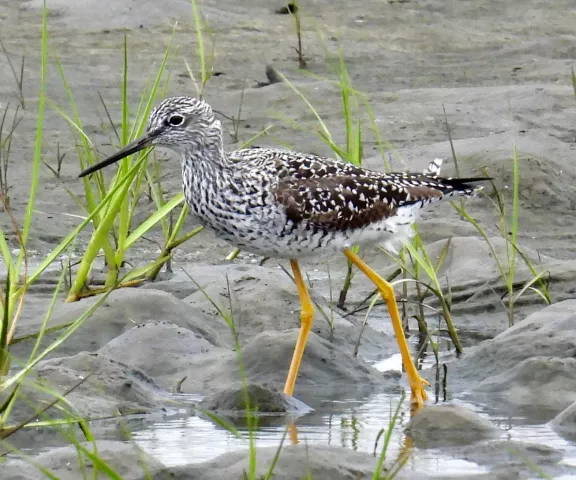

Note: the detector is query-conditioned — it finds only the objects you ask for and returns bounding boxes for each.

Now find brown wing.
[275,175,412,231]
[232,148,483,231]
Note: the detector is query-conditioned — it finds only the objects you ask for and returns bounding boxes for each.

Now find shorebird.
[79,96,486,409]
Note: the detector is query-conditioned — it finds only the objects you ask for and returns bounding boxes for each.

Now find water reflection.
[131,391,491,475]
[129,348,576,477]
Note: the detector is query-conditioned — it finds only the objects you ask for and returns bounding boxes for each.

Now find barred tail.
[440,177,491,198]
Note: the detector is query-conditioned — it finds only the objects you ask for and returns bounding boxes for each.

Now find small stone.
[199,384,311,415]
[455,439,563,468]
[406,404,500,448]
[550,401,576,440]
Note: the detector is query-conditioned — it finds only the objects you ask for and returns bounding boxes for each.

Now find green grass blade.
[165,204,189,245]
[52,58,102,215]
[124,193,184,248]
[73,443,123,480]
[279,72,334,144]
[263,428,288,480]
[14,156,145,299]
[191,0,209,96]
[435,238,452,273]
[17,0,47,267]
[513,271,548,304]
[136,32,174,133]
[128,75,153,140]
[451,201,507,279]
[372,391,406,479]
[196,409,243,440]
[69,175,135,295]
[27,262,67,362]
[3,290,113,391]
[120,255,170,284]
[10,321,74,345]
[116,36,132,269]
[49,103,94,150]
[0,272,10,373]
[122,35,129,145]
[240,125,274,149]
[508,143,520,285]
[362,98,395,171]
[168,225,204,250]
[402,238,435,282]
[0,222,15,276]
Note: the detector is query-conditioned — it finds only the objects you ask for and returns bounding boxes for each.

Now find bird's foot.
[409,375,430,414]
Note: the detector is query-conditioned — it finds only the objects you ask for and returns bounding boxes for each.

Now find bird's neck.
[179,121,233,179]
[178,124,234,211]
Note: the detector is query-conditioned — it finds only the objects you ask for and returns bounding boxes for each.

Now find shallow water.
[130,393,479,474]
[128,349,576,476]
[129,390,576,476]
[125,310,576,476]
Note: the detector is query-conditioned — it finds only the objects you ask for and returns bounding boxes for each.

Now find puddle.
[129,388,576,477]
[130,392,486,475]
[128,345,576,477]
[124,310,576,476]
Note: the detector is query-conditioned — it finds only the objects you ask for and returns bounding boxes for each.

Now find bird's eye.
[167,115,184,126]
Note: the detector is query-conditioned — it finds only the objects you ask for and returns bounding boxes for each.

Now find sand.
[1,0,576,478]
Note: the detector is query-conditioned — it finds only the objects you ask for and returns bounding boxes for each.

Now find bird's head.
[79,96,220,177]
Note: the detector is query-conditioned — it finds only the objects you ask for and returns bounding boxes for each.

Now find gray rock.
[181,263,399,358]
[472,357,576,417]
[3,441,164,480]
[406,404,500,448]
[447,300,576,399]
[199,384,312,415]
[98,321,214,389]
[178,330,399,402]
[550,401,576,440]
[152,444,426,480]
[23,352,164,420]
[455,439,563,469]
[11,289,223,361]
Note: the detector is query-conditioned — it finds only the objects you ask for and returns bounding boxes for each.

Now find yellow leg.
[288,421,300,445]
[284,260,315,397]
[343,249,429,411]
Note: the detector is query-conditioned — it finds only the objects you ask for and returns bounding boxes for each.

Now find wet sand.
[1,0,576,478]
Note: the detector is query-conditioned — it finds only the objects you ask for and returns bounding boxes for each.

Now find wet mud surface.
[1,0,576,478]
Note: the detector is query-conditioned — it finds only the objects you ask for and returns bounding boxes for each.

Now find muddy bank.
[1,0,575,477]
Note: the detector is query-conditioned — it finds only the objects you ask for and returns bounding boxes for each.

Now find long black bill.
[78,132,157,178]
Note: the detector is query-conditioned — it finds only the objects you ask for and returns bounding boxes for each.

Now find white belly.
[210,205,419,258]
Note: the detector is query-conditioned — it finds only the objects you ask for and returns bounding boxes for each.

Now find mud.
[1,0,576,478]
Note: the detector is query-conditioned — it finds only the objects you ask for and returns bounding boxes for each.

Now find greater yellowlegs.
[80,96,487,409]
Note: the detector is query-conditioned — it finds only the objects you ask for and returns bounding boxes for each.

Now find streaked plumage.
[79,96,488,411]
[88,96,481,258]
[200,148,478,256]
